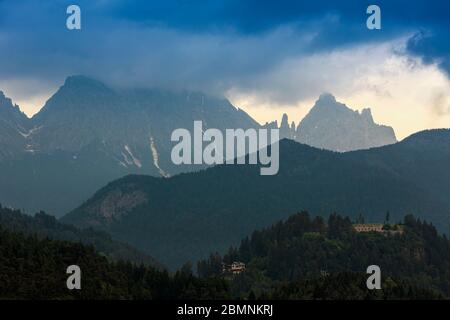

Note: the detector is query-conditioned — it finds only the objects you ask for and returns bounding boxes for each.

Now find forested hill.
[0,225,230,299]
[63,129,450,268]
[198,212,450,299]
[0,205,161,268]
[0,216,441,300]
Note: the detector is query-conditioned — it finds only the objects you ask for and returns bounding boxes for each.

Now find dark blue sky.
[0,0,449,128]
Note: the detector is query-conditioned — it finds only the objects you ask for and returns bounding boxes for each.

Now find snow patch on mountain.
[150,137,169,178]
[18,125,43,139]
[124,145,142,168]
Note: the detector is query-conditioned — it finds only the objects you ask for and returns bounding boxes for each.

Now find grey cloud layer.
[0,0,449,109]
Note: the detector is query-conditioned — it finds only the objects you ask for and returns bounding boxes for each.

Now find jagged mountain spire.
[275,113,296,140]
[295,94,397,152]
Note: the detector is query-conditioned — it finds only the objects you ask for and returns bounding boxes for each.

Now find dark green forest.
[198,212,450,299]
[63,130,450,268]
[0,221,230,299]
[267,272,443,299]
[1,206,448,299]
[0,205,160,267]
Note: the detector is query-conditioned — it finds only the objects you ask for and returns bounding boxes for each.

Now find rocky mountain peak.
[0,91,29,128]
[279,113,296,139]
[317,92,337,104]
[63,75,110,90]
[295,93,397,152]
[0,91,15,110]
[360,108,374,123]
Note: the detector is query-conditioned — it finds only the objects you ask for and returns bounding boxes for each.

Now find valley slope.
[63,129,450,268]
[0,206,160,267]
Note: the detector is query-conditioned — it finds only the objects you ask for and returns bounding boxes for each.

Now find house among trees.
[353,223,384,233]
[353,223,404,235]
[222,261,246,275]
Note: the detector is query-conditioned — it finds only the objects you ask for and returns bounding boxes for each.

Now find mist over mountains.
[0,76,258,215]
[0,76,399,216]
[1,74,449,270]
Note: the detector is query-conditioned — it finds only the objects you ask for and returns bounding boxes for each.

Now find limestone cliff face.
[295,93,397,152]
[0,92,29,159]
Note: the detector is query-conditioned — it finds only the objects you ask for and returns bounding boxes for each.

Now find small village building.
[222,262,246,275]
[353,223,384,233]
[230,262,246,274]
[353,223,404,235]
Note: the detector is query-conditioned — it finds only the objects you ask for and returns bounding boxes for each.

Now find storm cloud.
[0,0,449,116]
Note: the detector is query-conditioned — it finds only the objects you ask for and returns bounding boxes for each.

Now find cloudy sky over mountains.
[0,0,449,138]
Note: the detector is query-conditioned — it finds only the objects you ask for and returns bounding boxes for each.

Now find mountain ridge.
[0,76,437,219]
[62,129,450,268]
[0,76,260,215]
[295,93,397,152]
